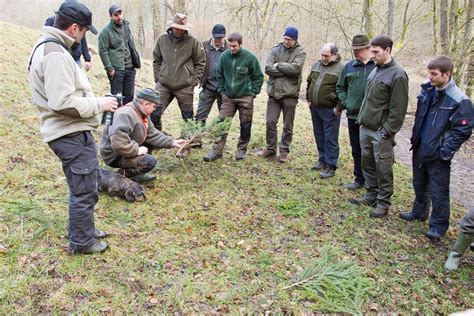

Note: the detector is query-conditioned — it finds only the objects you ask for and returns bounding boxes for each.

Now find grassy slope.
[0,21,472,314]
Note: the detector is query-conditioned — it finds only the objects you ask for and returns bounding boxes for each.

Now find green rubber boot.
[444,232,474,271]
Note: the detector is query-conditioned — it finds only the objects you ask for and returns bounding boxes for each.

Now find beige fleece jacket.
[29,26,104,142]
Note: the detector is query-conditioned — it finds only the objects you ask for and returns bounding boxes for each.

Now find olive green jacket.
[98,20,139,71]
[265,42,306,99]
[357,59,409,136]
[153,30,206,89]
[306,56,344,108]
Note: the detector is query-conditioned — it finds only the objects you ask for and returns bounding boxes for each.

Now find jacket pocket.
[68,158,99,195]
[236,66,248,77]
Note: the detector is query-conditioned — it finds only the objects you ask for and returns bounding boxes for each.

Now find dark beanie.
[283,26,298,40]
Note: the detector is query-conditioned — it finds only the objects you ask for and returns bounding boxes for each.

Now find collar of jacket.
[210,38,227,51]
[42,26,76,49]
[167,29,189,40]
[110,19,130,29]
[420,78,454,95]
[376,58,395,69]
[320,54,341,67]
[232,47,244,57]
[352,58,374,67]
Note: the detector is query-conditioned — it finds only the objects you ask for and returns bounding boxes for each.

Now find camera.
[101,93,124,125]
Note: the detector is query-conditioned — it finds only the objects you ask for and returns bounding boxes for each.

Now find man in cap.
[259,26,306,163]
[307,43,344,179]
[335,34,375,189]
[203,32,264,162]
[101,88,188,183]
[152,13,206,131]
[351,35,409,218]
[194,24,229,125]
[45,0,92,71]
[28,1,118,254]
[99,4,141,105]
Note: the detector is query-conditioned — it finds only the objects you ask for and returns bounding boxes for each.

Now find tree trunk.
[152,0,162,42]
[387,0,395,38]
[363,0,375,38]
[432,0,439,54]
[440,0,449,54]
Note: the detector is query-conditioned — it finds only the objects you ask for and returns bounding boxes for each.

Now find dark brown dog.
[98,168,146,202]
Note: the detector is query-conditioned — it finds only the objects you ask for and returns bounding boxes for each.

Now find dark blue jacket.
[45,15,91,63]
[411,79,473,165]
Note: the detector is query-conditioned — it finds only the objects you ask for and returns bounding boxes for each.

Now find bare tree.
[387,0,395,38]
[440,0,449,54]
[432,0,439,54]
[363,0,375,38]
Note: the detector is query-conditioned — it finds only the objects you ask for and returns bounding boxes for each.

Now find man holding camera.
[101,88,188,183]
[28,2,118,254]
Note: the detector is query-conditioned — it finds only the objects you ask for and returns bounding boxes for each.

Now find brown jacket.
[100,102,174,165]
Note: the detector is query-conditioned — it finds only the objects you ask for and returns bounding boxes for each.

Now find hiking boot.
[349,196,376,207]
[320,166,336,179]
[278,152,289,163]
[203,150,222,162]
[311,162,327,171]
[425,228,444,240]
[236,150,246,161]
[71,240,108,254]
[369,205,388,218]
[94,229,108,239]
[445,232,474,271]
[131,173,156,183]
[258,149,276,158]
[345,180,364,190]
[399,211,428,222]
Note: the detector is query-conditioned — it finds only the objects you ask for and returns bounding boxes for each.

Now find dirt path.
[341,113,474,208]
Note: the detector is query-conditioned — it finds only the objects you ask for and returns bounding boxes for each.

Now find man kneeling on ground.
[101,88,188,182]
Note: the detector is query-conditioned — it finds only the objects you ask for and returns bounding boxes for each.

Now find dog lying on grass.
[98,168,146,202]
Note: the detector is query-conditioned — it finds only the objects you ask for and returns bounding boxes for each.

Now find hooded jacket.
[265,42,306,99]
[29,26,103,143]
[153,29,206,89]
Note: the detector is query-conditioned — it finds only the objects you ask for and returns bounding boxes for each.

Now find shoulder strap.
[28,38,70,72]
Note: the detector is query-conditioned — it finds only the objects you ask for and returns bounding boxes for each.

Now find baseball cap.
[57,1,97,34]
[212,24,226,38]
[108,4,122,16]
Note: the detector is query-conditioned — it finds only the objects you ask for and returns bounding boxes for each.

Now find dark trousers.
[266,97,298,154]
[310,106,341,168]
[151,82,194,130]
[110,153,157,178]
[108,68,136,105]
[48,131,99,252]
[213,95,254,154]
[195,87,222,124]
[347,118,364,184]
[412,156,451,234]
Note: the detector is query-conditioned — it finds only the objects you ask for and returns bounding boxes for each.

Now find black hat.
[57,1,97,34]
[108,4,122,16]
[212,24,226,38]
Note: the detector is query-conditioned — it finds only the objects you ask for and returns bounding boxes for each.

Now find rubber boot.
[444,232,474,271]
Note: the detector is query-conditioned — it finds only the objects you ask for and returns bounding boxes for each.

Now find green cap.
[136,88,160,104]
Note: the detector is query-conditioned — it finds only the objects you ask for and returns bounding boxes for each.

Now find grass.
[0,21,473,313]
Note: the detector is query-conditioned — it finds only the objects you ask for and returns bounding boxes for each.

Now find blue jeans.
[310,106,341,168]
[412,155,451,234]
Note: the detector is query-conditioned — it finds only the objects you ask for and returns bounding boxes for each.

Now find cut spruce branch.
[175,118,232,158]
